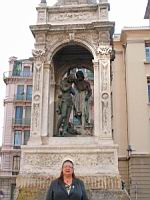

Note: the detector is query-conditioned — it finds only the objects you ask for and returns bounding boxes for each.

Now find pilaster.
[28,48,47,145]
[93,45,112,140]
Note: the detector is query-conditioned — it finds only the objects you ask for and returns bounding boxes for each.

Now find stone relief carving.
[36,34,45,43]
[100,8,107,18]
[32,48,47,61]
[101,61,109,91]
[47,34,67,43]
[32,103,40,130]
[46,34,68,54]
[99,31,110,43]
[23,152,115,169]
[101,54,110,134]
[38,11,46,23]
[48,12,97,22]
[69,32,75,41]
[91,32,99,47]
[102,100,109,134]
[49,64,55,83]
[97,45,112,55]
[33,95,40,101]
[34,63,42,91]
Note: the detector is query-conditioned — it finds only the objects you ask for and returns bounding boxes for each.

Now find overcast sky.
[0,0,149,145]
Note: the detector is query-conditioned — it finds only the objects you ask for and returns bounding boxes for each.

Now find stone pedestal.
[15,137,125,200]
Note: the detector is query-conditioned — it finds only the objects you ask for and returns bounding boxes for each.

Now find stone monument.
[16,0,125,199]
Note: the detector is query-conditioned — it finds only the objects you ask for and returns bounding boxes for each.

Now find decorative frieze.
[48,11,97,23]
[20,143,119,176]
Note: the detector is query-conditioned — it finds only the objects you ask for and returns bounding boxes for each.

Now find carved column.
[28,48,47,145]
[93,60,100,137]
[48,62,55,137]
[94,45,112,140]
[41,62,51,137]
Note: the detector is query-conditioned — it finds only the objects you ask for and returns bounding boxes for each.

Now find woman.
[46,159,89,200]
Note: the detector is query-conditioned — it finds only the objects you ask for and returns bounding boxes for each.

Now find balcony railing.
[15,94,32,101]
[0,170,14,176]
[3,71,33,79]
[12,118,31,126]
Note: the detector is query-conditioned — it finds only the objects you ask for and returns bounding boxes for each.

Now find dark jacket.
[46,178,89,200]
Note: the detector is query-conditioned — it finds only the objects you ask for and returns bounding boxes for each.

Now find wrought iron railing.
[12,118,31,126]
[15,94,32,101]
[3,71,33,79]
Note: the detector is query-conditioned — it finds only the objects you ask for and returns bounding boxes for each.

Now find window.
[15,106,23,124]
[25,106,31,125]
[22,66,30,77]
[14,131,22,146]
[147,77,150,103]
[12,156,20,175]
[12,61,22,76]
[24,130,30,145]
[145,41,150,62]
[16,85,24,100]
[26,85,32,100]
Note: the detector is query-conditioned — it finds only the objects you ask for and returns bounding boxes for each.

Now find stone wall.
[129,155,150,200]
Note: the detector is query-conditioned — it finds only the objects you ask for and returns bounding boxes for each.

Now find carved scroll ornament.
[97,45,112,55]
[32,48,47,62]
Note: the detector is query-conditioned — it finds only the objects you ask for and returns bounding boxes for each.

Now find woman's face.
[62,161,74,177]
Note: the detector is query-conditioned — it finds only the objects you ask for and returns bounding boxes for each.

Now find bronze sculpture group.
[56,70,92,137]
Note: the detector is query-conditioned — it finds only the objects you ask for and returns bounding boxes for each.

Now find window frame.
[145,41,150,62]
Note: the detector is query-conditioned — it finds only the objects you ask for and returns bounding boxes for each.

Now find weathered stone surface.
[16,188,124,200]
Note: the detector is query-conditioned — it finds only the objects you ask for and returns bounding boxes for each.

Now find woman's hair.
[58,159,76,181]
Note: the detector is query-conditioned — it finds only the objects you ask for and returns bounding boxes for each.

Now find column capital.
[97,45,112,56]
[32,48,47,63]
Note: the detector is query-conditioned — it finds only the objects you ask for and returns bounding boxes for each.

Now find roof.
[144,0,150,19]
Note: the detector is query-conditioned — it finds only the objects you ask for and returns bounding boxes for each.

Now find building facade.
[0,57,33,200]
[0,0,150,200]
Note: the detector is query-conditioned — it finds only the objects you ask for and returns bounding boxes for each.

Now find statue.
[56,74,80,136]
[56,70,92,137]
[74,70,92,126]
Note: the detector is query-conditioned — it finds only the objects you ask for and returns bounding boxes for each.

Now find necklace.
[64,178,72,185]
[65,184,72,194]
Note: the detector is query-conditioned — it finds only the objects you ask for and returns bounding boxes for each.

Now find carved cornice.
[30,21,114,34]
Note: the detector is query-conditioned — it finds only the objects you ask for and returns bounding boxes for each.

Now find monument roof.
[55,0,97,6]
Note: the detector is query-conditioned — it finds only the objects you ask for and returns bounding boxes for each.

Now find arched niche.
[51,42,94,137]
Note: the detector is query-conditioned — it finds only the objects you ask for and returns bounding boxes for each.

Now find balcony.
[3,71,33,83]
[0,170,14,177]
[12,118,31,126]
[15,94,32,101]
